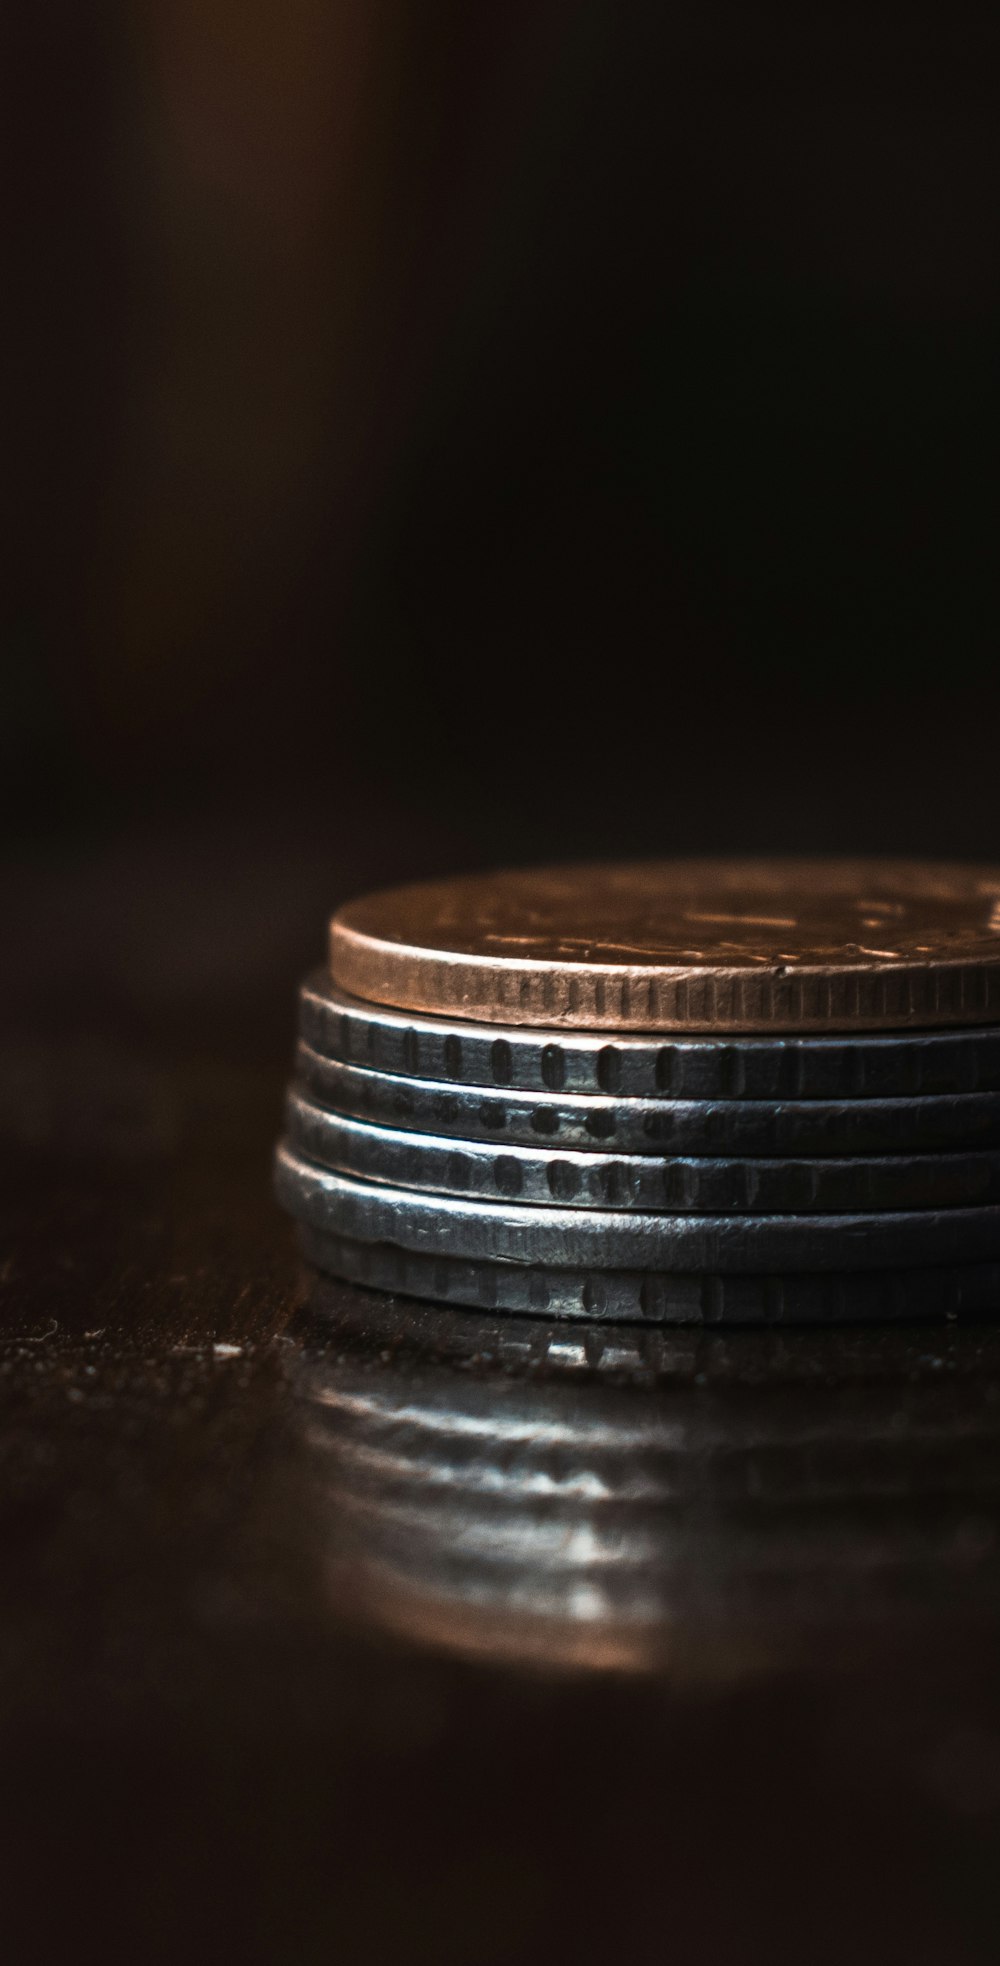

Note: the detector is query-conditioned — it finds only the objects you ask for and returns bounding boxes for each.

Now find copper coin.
[329,858,1000,1033]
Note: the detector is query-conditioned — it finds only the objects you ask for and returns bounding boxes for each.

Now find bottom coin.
[297,1226,1000,1325]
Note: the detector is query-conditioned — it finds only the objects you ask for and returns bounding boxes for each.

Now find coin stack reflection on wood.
[275,860,1000,1324]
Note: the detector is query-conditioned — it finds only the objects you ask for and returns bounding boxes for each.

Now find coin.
[275,1144,1000,1269]
[300,1265,1000,1378]
[329,858,1000,1033]
[295,1045,1000,1156]
[297,1226,1000,1323]
[286,1093,1000,1214]
[301,973,1000,1099]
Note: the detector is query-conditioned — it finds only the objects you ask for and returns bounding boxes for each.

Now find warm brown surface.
[331,860,1000,1030]
[4,826,1000,1963]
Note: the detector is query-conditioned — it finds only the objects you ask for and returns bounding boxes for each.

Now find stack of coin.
[276,860,1000,1324]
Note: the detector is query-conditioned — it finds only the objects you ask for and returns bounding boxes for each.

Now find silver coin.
[275,1144,1000,1271]
[287,1091,1000,1214]
[299,1267,1000,1377]
[297,1226,1000,1324]
[295,1044,1000,1157]
[301,973,1000,1100]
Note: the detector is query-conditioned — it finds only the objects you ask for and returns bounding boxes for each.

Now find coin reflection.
[291,1280,1000,1677]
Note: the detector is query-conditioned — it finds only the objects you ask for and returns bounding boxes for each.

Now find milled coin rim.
[275,1143,1000,1272]
[286,1092,1000,1215]
[330,859,1000,1033]
[296,1225,1000,1322]
[332,927,1000,1034]
[301,973,1000,1098]
[295,1045,1000,1157]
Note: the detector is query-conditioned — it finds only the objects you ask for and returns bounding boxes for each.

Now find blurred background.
[4,21,1000,1958]
[6,1,1000,1042]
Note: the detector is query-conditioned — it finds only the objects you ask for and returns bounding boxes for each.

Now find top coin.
[329,859,1000,1033]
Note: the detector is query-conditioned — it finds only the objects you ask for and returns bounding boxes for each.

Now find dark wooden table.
[3,820,1000,1965]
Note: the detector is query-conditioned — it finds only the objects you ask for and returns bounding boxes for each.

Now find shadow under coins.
[285,1272,1000,1680]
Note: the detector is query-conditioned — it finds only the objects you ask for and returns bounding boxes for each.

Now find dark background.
[5,10,1000,1963]
[9,2,1000,889]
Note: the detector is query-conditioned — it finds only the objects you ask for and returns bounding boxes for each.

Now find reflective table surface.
[4,827,1000,1964]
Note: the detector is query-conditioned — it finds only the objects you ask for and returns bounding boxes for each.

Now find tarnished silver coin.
[275,1144,1000,1271]
[301,974,1000,1100]
[297,1225,1000,1324]
[287,1092,1000,1215]
[295,1045,1000,1157]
